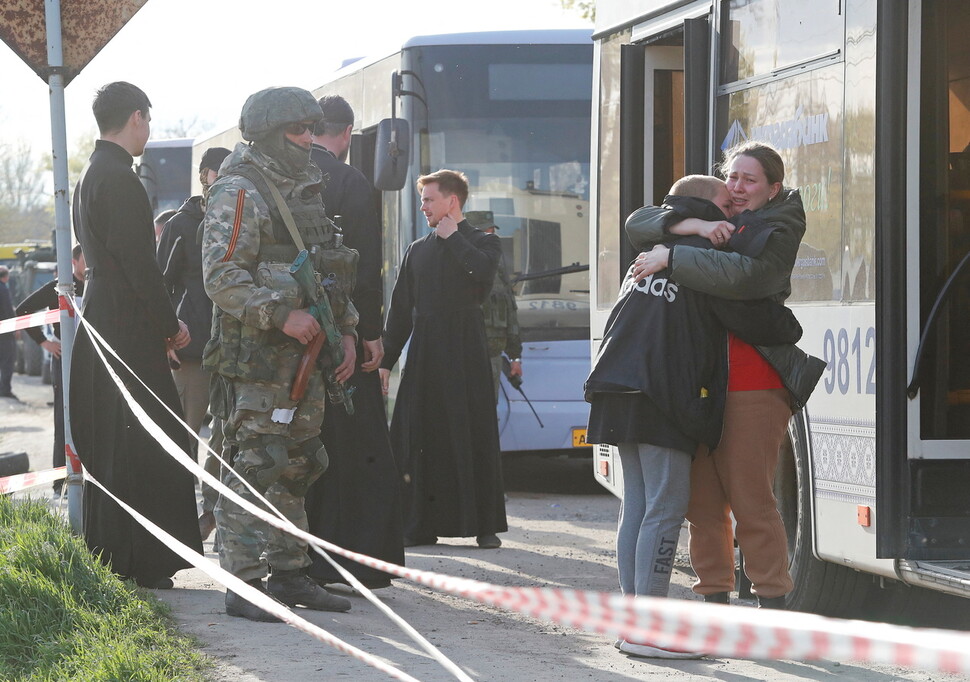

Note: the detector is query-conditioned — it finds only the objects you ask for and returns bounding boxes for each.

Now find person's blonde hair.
[417,169,469,207]
[669,175,725,201]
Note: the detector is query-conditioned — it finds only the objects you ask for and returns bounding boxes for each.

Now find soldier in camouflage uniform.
[466,211,523,400]
[202,86,358,622]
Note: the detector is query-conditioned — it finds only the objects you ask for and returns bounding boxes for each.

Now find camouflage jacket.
[482,257,522,359]
[201,143,358,381]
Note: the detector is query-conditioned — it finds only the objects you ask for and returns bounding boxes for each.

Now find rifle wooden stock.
[290,332,326,401]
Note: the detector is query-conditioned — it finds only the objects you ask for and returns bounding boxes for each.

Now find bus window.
[136,139,193,215]
[720,0,845,84]
[594,29,630,313]
[715,68,844,302]
[918,0,970,440]
[411,43,593,342]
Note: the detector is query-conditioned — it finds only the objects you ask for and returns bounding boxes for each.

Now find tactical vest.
[482,262,514,356]
[203,163,357,385]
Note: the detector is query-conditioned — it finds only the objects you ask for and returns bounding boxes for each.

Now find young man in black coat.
[380,169,507,549]
[71,81,202,588]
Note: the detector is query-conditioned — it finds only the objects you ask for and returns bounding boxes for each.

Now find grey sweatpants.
[616,442,692,598]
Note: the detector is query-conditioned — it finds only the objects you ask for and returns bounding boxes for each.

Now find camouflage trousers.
[214,354,329,582]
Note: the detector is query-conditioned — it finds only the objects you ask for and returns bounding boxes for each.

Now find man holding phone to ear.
[380,169,508,550]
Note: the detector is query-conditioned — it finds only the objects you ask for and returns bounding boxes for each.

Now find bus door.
[591,10,711,494]
[882,0,970,581]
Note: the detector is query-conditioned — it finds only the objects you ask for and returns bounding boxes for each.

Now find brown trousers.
[686,388,794,599]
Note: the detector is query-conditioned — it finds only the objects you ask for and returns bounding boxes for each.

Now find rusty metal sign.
[0,0,149,84]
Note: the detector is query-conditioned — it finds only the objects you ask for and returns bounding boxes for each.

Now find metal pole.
[46,0,82,532]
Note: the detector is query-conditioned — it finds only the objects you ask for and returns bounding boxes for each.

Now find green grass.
[0,495,210,681]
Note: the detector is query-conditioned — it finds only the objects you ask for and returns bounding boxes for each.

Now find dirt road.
[3,372,966,681]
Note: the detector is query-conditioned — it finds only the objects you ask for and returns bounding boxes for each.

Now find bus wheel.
[776,412,875,617]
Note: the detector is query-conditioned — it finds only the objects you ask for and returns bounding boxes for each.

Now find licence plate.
[572,428,591,447]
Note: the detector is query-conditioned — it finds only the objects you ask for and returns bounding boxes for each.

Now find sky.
[0,0,590,160]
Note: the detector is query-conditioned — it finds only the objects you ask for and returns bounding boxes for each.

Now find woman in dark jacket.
[628,141,815,609]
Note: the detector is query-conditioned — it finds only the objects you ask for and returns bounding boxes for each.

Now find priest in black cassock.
[379,169,508,549]
[71,82,202,589]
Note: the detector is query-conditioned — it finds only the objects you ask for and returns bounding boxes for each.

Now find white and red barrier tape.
[56,298,970,678]
[72,300,475,682]
[0,307,65,335]
[0,466,65,494]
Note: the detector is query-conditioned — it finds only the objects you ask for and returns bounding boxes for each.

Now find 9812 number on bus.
[821,326,875,395]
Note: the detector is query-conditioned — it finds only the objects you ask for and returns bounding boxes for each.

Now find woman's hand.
[632,245,670,281]
[694,219,734,247]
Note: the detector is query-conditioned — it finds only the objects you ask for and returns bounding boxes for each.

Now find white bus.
[197,29,595,456]
[589,0,970,616]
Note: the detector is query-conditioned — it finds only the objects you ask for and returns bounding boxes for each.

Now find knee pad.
[276,438,328,498]
[234,435,290,489]
[294,436,329,473]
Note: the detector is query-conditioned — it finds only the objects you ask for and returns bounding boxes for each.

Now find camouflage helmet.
[238,87,323,141]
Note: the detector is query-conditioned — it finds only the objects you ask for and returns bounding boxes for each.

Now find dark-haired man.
[71,81,202,588]
[380,169,508,549]
[305,95,403,588]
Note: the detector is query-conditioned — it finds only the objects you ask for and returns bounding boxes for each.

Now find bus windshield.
[409,43,593,341]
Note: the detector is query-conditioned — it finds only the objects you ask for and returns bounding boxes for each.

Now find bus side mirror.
[373,118,410,191]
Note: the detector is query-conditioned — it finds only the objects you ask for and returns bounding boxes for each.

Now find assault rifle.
[501,355,542,427]
[289,248,355,414]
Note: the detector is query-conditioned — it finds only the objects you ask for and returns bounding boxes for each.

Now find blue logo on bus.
[721,107,829,151]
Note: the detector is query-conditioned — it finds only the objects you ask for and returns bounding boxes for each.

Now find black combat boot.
[703,591,730,604]
[225,579,284,622]
[757,594,787,609]
[267,570,352,612]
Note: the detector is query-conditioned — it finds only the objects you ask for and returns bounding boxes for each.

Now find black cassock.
[382,221,508,539]
[71,140,202,583]
[305,145,403,587]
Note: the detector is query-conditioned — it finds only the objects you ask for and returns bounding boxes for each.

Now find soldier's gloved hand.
[334,334,356,383]
[360,337,384,372]
[282,309,321,345]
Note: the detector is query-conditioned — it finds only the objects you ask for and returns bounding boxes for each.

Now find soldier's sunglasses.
[284,122,315,135]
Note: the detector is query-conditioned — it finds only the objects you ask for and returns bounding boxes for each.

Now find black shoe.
[757,595,787,609]
[703,591,730,604]
[476,534,502,549]
[403,535,438,548]
[0,392,18,400]
[226,579,284,622]
[267,570,351,612]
